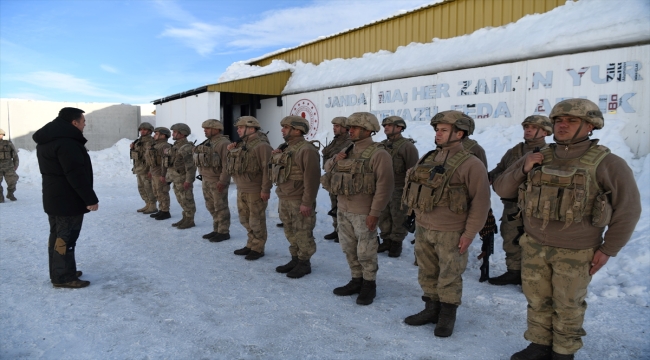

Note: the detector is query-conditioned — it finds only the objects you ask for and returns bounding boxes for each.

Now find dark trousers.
[48,215,84,284]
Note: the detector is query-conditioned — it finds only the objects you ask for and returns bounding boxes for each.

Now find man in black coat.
[33,107,99,288]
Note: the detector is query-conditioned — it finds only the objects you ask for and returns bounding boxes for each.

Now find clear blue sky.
[0,0,430,104]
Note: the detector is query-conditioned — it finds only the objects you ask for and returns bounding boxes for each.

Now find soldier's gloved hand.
[458,236,473,254]
[366,215,378,231]
[183,181,191,190]
[523,152,544,174]
[217,182,226,193]
[300,204,312,217]
[590,249,610,275]
[260,192,270,201]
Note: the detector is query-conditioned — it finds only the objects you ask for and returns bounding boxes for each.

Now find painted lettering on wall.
[325,93,368,108]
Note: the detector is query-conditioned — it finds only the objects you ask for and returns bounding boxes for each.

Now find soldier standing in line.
[164,123,197,229]
[461,117,488,168]
[321,116,352,242]
[194,119,232,242]
[145,127,172,221]
[323,112,394,306]
[130,122,157,214]
[377,116,419,257]
[0,128,19,202]
[402,111,490,337]
[494,99,641,360]
[270,116,321,278]
[487,115,552,286]
[226,116,273,261]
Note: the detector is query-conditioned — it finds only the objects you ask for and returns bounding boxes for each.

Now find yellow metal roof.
[207,71,292,96]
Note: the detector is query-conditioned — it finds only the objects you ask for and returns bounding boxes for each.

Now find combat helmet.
[280,116,309,134]
[235,116,260,128]
[170,123,191,136]
[154,127,171,138]
[522,115,553,135]
[0,128,5,136]
[138,122,154,131]
[331,116,348,128]
[430,110,473,135]
[549,98,604,130]
[346,112,380,132]
[382,116,407,130]
[202,119,224,131]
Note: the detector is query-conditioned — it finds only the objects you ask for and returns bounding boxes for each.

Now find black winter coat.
[33,118,99,216]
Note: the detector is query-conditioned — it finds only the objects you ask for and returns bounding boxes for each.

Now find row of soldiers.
[128,98,640,360]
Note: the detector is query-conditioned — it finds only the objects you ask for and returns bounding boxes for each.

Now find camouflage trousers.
[378,188,408,243]
[337,210,379,281]
[0,163,18,194]
[202,179,230,233]
[237,191,268,253]
[136,174,156,204]
[500,200,523,271]
[329,192,338,229]
[520,233,595,355]
[47,214,84,284]
[279,199,316,260]
[171,181,196,218]
[151,177,171,212]
[414,225,467,306]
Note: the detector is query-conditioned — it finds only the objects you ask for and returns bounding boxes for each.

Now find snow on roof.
[216,0,650,93]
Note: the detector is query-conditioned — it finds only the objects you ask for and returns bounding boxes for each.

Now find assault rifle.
[478,208,497,283]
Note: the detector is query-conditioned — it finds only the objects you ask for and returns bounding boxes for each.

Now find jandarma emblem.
[290,99,319,140]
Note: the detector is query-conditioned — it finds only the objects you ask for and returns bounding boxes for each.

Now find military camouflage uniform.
[227,132,272,253]
[0,138,19,202]
[195,134,231,235]
[321,132,352,230]
[165,138,196,221]
[145,138,172,212]
[131,135,156,208]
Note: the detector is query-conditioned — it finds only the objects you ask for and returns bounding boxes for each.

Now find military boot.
[287,259,311,279]
[377,239,391,253]
[149,211,161,218]
[202,231,217,239]
[245,250,264,260]
[356,279,376,305]
[137,203,148,212]
[324,231,338,240]
[234,246,251,255]
[6,192,16,201]
[276,256,299,273]
[177,217,195,229]
[333,277,362,296]
[552,353,574,360]
[172,215,186,227]
[404,296,441,325]
[488,270,522,285]
[142,203,158,214]
[434,303,458,337]
[388,241,402,258]
[510,343,552,360]
[209,233,231,242]
[155,211,171,220]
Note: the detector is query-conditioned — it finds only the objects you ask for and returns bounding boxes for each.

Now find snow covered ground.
[1,121,648,359]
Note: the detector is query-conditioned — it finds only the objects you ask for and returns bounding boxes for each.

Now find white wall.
[0,99,140,151]
[155,92,220,143]
[257,97,285,148]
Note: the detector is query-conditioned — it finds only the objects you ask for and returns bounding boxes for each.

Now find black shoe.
[377,239,391,253]
[155,211,171,220]
[276,256,299,273]
[333,277,363,296]
[334,237,339,243]
[388,241,403,258]
[324,231,338,240]
[434,303,458,337]
[202,231,217,239]
[404,297,441,325]
[287,260,311,278]
[234,247,251,256]
[7,193,17,201]
[552,352,574,360]
[356,279,376,305]
[149,211,161,218]
[276,223,284,228]
[488,270,522,285]
[53,279,90,288]
[511,343,552,360]
[209,233,231,242]
[245,250,264,260]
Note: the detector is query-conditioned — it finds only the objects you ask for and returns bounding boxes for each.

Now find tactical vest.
[0,140,14,161]
[518,140,612,230]
[269,140,313,185]
[320,143,383,196]
[462,138,477,152]
[193,136,229,170]
[382,137,414,175]
[226,137,264,176]
[130,137,151,168]
[163,141,194,174]
[145,141,168,168]
[402,149,473,214]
